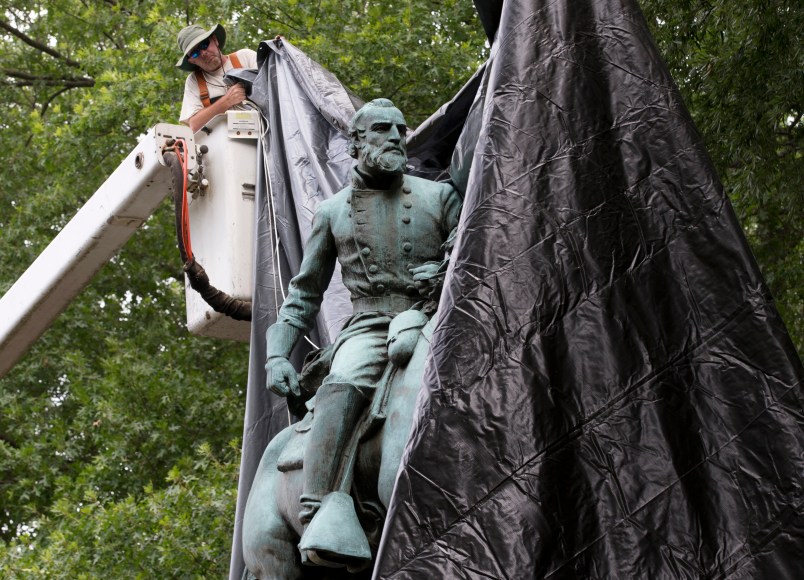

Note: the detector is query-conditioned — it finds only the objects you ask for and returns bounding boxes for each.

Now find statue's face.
[356,106,408,177]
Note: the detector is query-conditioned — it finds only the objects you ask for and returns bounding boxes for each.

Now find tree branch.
[252,6,304,33]
[0,19,82,68]
[2,79,94,88]
[389,76,414,100]
[2,69,95,88]
[41,86,73,117]
[102,31,124,51]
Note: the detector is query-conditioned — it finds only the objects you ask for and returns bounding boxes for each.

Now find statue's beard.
[363,145,407,175]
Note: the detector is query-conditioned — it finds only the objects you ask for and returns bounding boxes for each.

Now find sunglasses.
[189,39,211,59]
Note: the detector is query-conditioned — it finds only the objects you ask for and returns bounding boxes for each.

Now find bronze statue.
[256,98,461,571]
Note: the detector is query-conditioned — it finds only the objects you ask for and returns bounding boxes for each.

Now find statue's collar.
[351,168,404,192]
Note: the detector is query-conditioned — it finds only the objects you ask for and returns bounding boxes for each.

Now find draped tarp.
[230,4,802,576]
[374,0,804,578]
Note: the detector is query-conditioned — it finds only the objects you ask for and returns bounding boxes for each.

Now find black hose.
[163,150,252,322]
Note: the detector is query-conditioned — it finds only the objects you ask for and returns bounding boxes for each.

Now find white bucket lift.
[0,110,262,377]
[185,111,260,342]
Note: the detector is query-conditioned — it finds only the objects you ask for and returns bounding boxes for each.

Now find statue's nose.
[388,126,401,143]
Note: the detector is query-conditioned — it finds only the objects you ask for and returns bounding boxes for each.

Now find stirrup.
[298,491,371,565]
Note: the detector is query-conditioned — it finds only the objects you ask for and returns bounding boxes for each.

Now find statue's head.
[348,99,408,177]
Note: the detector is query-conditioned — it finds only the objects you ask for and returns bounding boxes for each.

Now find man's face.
[356,107,408,177]
[188,35,222,72]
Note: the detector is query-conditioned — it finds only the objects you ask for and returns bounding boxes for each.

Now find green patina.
[252,99,461,572]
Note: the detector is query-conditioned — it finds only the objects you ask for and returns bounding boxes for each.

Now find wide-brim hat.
[176,24,226,72]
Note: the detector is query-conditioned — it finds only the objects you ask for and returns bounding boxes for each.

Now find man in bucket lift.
[175,23,258,133]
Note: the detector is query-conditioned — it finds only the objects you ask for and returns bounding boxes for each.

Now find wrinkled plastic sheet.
[230,3,803,576]
[374,0,804,578]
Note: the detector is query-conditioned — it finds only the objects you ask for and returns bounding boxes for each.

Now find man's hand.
[221,83,247,108]
[187,83,248,133]
[265,356,300,397]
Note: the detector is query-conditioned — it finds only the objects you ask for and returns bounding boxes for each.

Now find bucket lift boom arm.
[0,124,196,378]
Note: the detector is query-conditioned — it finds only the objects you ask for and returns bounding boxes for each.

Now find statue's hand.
[409,261,442,296]
[409,262,444,300]
[265,357,300,397]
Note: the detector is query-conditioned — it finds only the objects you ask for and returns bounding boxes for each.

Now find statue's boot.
[298,382,372,567]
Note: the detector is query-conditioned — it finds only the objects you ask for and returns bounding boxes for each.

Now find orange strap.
[195,52,243,108]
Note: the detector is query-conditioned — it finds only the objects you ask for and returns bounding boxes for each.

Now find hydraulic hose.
[163,148,252,322]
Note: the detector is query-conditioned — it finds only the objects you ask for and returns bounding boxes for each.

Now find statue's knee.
[387,310,429,367]
[316,381,371,405]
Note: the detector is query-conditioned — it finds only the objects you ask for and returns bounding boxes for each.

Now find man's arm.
[185,83,247,133]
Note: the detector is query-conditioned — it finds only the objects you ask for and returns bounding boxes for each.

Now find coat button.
[406,285,416,294]
[402,216,411,224]
[403,186,411,194]
[403,201,412,208]
[407,263,414,270]
[369,264,379,274]
[361,247,371,256]
[346,198,351,204]
[403,242,412,252]
[376,283,385,292]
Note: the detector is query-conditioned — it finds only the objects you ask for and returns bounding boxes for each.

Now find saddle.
[276,308,429,473]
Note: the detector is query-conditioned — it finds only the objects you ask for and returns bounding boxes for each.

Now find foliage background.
[0,0,799,576]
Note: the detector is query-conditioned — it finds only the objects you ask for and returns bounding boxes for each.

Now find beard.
[362,145,407,175]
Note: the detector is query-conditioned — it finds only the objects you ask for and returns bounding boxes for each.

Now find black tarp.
[374,0,804,578]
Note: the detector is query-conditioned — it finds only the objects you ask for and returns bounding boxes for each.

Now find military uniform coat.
[278,170,462,330]
[273,170,462,386]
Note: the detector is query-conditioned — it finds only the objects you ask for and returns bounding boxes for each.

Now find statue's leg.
[299,317,390,522]
[297,317,390,567]
[300,381,371,523]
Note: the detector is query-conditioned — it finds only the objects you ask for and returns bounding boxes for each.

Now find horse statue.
[242,309,434,579]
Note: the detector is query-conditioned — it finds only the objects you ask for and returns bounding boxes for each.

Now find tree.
[0,0,799,576]
[639,0,803,348]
